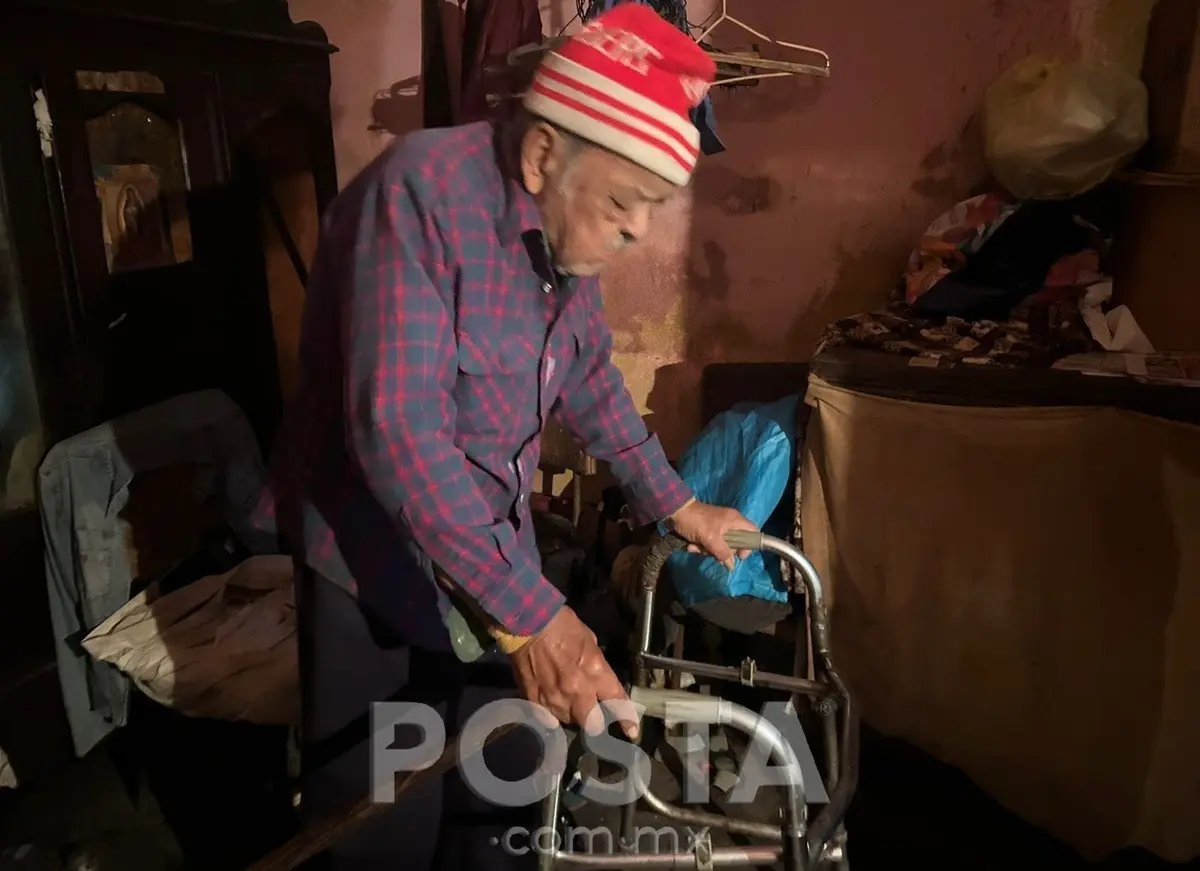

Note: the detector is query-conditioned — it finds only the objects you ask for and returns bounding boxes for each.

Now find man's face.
[520,122,678,277]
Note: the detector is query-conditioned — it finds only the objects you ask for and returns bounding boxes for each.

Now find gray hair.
[551,123,588,160]
[518,108,590,160]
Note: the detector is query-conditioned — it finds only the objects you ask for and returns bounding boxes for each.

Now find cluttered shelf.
[807,187,1200,423]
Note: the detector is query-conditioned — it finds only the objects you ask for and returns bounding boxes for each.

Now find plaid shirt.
[257,121,691,640]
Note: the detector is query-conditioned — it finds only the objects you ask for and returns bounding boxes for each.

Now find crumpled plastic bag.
[664,394,802,608]
[984,56,1148,200]
[82,555,297,725]
[0,746,16,789]
[1078,280,1155,352]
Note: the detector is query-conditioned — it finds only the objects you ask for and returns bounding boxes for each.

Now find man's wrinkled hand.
[669,499,757,570]
[508,605,639,740]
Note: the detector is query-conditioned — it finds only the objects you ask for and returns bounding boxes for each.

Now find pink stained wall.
[287,0,426,187]
[286,0,1091,455]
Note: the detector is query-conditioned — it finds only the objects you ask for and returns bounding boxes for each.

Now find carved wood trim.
[14,0,336,51]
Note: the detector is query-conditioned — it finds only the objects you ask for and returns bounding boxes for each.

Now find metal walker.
[535,529,859,870]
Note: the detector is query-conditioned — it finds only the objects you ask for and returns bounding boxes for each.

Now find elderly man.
[264,5,754,868]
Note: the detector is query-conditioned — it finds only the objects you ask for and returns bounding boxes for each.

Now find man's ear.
[520,120,563,196]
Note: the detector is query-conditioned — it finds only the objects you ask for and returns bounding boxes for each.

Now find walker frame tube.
[539,532,858,871]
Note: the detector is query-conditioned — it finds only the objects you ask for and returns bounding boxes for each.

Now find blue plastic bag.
[663,394,801,607]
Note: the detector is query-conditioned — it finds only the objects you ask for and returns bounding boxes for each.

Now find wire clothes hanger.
[504,0,831,86]
[695,0,830,85]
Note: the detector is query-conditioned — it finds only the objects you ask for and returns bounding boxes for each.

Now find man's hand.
[509,605,639,740]
[669,499,757,570]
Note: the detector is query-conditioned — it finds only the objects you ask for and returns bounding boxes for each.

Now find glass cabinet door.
[0,135,69,785]
[43,67,283,441]
[75,71,194,276]
[0,190,42,513]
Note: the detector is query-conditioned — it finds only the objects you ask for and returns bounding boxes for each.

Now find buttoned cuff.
[506,589,564,637]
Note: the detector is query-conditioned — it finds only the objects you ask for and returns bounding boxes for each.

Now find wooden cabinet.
[0,0,337,783]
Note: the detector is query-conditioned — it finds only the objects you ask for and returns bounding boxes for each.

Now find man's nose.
[622,206,652,244]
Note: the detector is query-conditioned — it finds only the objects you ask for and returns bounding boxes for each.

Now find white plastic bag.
[0,746,15,789]
[984,56,1148,200]
[82,555,298,725]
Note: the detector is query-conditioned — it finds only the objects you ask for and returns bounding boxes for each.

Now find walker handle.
[724,528,764,552]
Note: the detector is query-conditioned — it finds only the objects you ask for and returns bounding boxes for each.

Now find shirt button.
[541,282,552,294]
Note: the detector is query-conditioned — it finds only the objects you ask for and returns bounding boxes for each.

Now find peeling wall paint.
[287,0,1157,453]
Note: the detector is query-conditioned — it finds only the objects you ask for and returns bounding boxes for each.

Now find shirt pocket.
[552,297,590,402]
[453,328,541,438]
[541,322,577,411]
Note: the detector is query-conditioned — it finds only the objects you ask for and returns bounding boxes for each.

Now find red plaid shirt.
[256,121,691,640]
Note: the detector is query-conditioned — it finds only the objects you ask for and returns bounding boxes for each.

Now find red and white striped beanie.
[523,4,717,186]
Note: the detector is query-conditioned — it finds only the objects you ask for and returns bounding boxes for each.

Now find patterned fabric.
[818,188,1106,369]
[256,121,691,639]
[904,191,1108,309]
[904,191,1021,304]
[815,293,1096,368]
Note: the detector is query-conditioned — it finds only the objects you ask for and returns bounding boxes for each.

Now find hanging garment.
[458,0,544,124]
[421,0,456,128]
[39,390,272,756]
[582,0,725,155]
